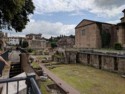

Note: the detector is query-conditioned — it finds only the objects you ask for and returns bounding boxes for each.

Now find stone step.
[9,63,22,78]
[10,67,21,71]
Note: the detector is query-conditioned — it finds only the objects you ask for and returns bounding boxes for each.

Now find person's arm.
[0,56,10,66]
[8,51,13,59]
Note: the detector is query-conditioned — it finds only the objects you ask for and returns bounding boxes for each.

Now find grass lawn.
[36,55,51,59]
[50,64,125,94]
[39,79,54,94]
[31,62,40,68]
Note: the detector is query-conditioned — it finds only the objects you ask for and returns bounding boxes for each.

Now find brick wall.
[75,20,116,49]
[75,23,101,48]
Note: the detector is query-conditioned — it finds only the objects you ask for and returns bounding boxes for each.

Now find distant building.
[28,39,46,49]
[26,33,47,49]
[57,36,75,48]
[117,9,125,47]
[75,19,117,49]
[7,37,25,46]
[26,33,42,40]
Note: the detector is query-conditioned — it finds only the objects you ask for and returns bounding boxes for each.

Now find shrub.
[114,43,122,50]
[44,51,49,55]
[27,48,33,53]
[51,42,57,48]
[21,40,29,48]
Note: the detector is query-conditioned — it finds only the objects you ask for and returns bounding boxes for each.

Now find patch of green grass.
[50,64,125,94]
[37,56,45,60]
[31,62,40,68]
[45,62,60,65]
[36,55,51,60]
[40,79,54,94]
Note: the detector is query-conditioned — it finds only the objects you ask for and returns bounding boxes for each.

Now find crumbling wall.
[101,56,114,71]
[117,58,125,73]
[65,50,125,74]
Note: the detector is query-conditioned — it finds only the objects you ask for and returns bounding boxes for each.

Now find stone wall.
[117,25,125,45]
[65,50,125,74]
[90,55,100,68]
[53,56,65,63]
[75,23,101,48]
[75,19,116,49]
[28,39,46,49]
[117,58,125,73]
[101,56,114,71]
[117,10,125,46]
[65,51,77,63]
[78,53,88,65]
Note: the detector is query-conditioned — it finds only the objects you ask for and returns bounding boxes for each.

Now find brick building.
[26,33,42,40]
[26,33,47,49]
[75,19,117,49]
[7,37,25,46]
[117,9,125,47]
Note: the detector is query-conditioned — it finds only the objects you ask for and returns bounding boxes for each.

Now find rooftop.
[75,19,114,29]
[122,9,125,13]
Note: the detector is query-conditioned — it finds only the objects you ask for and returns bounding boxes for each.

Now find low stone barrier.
[65,50,125,74]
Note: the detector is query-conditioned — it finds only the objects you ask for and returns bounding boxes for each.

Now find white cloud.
[9,20,75,38]
[70,11,85,16]
[5,20,75,38]
[107,20,120,24]
[3,0,125,38]
[33,0,94,14]
[94,0,125,8]
[90,5,125,18]
[33,0,125,17]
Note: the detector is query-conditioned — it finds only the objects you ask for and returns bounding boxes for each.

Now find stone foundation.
[117,58,125,73]
[65,50,125,74]
[78,53,88,65]
[101,56,114,71]
[90,55,100,68]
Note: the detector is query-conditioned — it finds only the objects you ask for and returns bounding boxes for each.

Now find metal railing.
[0,73,42,94]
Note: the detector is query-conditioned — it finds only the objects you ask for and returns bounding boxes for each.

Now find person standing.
[0,50,10,77]
[0,50,10,66]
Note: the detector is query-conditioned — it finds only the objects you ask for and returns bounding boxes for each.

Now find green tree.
[21,40,29,48]
[114,43,122,50]
[0,0,35,32]
[51,42,57,48]
[19,38,22,46]
[69,35,75,38]
[49,36,53,42]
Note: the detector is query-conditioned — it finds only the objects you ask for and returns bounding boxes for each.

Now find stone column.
[20,53,33,73]
[117,26,125,45]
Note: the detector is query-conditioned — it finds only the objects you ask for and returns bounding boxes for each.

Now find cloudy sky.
[5,0,125,38]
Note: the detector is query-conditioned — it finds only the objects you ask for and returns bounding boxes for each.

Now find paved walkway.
[39,63,80,94]
[9,50,21,63]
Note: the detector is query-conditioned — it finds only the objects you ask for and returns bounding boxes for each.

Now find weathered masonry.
[65,50,125,74]
[75,19,116,49]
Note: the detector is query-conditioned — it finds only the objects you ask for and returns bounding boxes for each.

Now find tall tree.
[0,0,35,32]
[21,40,29,48]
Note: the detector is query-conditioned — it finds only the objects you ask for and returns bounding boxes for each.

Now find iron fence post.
[26,73,36,94]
